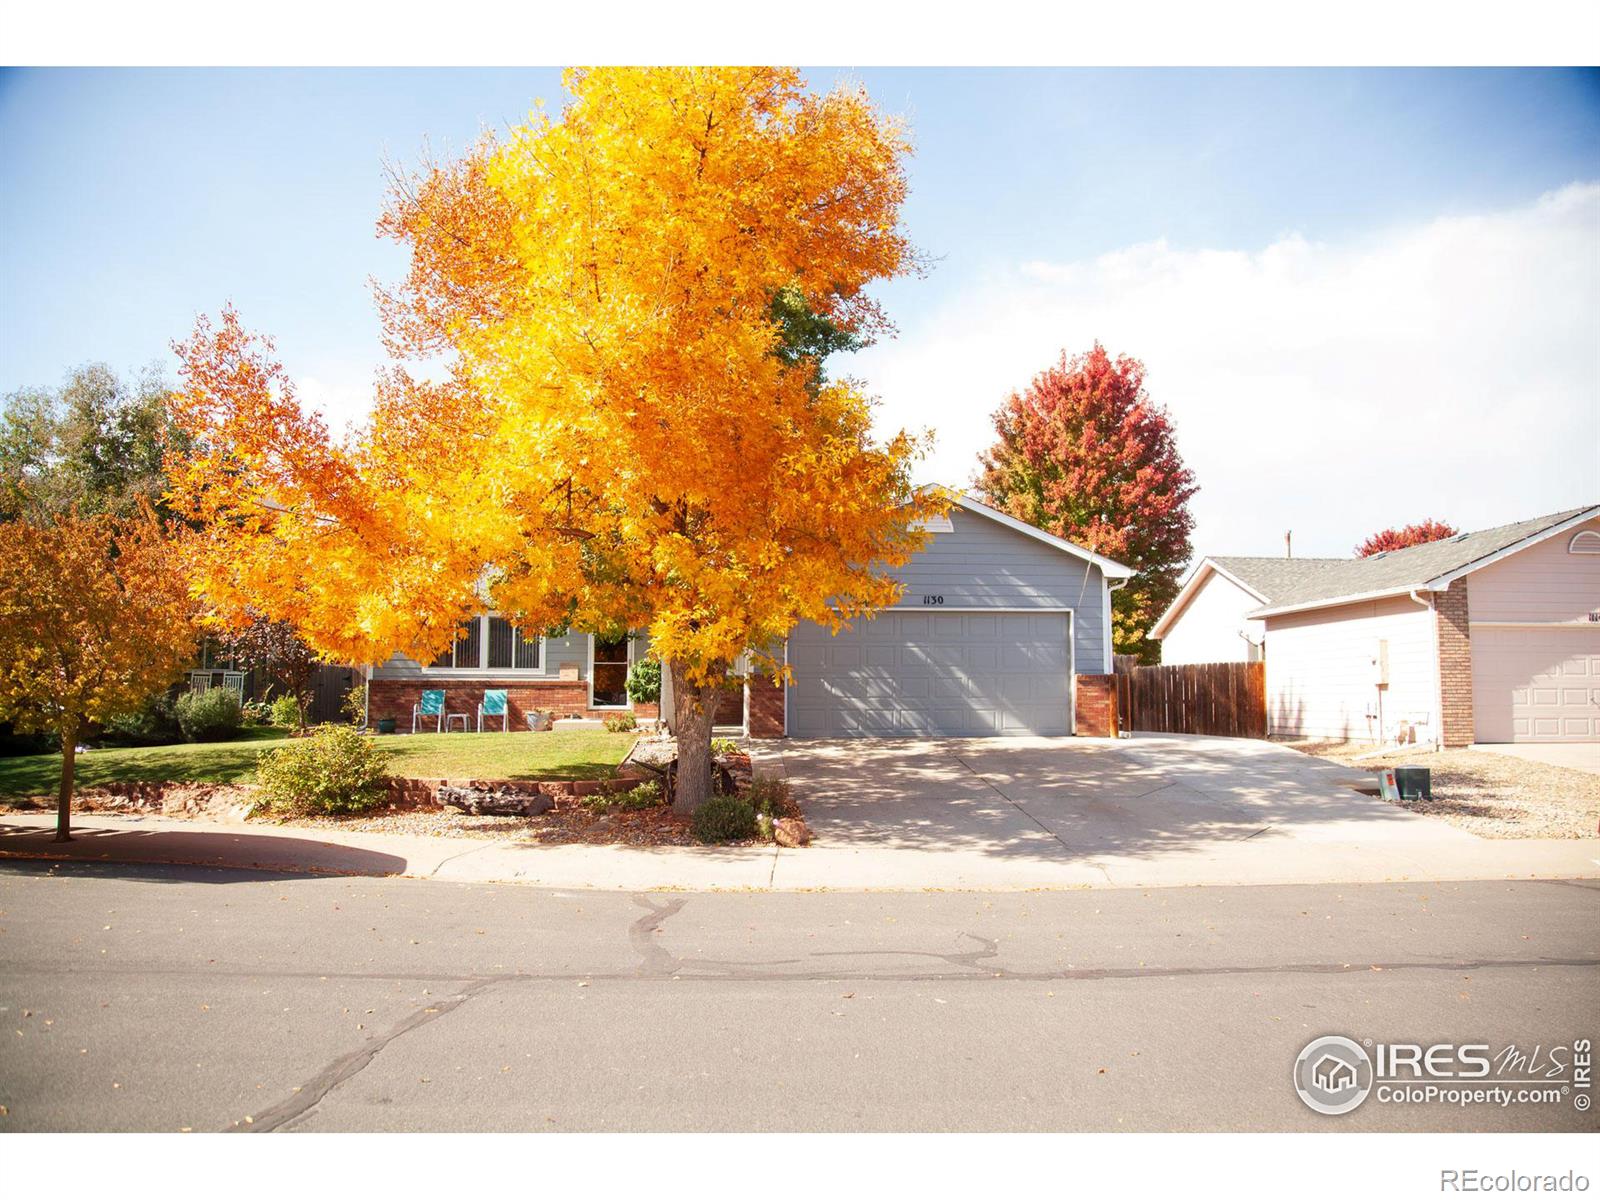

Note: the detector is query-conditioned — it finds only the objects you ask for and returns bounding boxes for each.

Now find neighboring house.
[1151,506,1600,746]
[365,492,1135,738]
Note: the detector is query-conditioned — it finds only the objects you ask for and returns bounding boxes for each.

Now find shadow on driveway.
[775,733,1467,865]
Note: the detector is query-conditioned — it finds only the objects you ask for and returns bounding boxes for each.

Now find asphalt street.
[2,861,1597,1132]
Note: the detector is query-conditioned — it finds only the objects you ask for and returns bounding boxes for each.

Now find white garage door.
[787,611,1072,737]
[1472,627,1600,743]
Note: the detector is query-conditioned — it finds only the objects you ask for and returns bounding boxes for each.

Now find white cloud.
[856,183,1600,559]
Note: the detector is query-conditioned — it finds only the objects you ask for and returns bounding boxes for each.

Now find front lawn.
[0,727,289,798]
[377,730,637,781]
[0,729,637,799]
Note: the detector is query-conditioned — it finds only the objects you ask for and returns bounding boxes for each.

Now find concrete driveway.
[764,733,1596,889]
[1473,742,1600,775]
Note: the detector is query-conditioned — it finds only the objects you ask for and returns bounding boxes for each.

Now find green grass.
[0,727,289,798]
[0,728,637,799]
[378,730,637,781]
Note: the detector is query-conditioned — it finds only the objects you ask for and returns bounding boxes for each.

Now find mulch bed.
[1279,738,1600,839]
[0,750,781,849]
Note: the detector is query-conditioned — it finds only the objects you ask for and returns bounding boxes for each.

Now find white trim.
[1150,559,1271,640]
[1067,607,1076,734]
[886,604,1077,613]
[587,632,633,710]
[944,492,1136,579]
[1252,585,1430,620]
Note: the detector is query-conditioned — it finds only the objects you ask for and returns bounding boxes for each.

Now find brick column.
[1434,580,1474,748]
[746,673,785,739]
[1073,674,1119,738]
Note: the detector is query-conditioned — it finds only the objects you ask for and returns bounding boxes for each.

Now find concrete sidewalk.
[2,811,1595,891]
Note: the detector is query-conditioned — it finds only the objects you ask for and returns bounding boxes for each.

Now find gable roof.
[1152,504,1599,636]
[931,490,1136,579]
[1247,505,1599,618]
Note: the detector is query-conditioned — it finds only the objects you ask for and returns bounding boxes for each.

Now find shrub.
[691,795,757,844]
[342,682,368,727]
[255,724,392,815]
[625,657,661,705]
[240,699,275,727]
[710,736,741,757]
[582,779,662,813]
[268,693,303,729]
[101,692,182,745]
[602,713,638,733]
[175,688,244,742]
[746,776,797,842]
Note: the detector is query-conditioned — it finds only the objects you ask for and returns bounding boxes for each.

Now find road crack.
[228,976,502,1133]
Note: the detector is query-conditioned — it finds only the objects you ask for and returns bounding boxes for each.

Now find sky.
[2,67,1597,559]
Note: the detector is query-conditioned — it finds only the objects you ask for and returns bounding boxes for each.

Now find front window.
[428,615,542,671]
[592,634,630,707]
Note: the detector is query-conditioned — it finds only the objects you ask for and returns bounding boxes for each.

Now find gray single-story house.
[366,491,1134,738]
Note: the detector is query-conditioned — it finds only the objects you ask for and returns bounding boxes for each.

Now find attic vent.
[1571,530,1600,555]
[1452,532,1471,542]
[1369,550,1388,559]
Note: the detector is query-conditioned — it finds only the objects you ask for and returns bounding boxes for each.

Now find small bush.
[101,692,182,745]
[583,779,662,813]
[240,699,275,727]
[256,724,392,815]
[746,776,797,843]
[268,694,303,729]
[342,682,367,727]
[624,657,661,705]
[176,688,244,742]
[710,736,741,757]
[602,713,638,733]
[691,795,757,844]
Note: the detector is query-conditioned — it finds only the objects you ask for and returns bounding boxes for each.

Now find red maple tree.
[1354,519,1459,558]
[976,343,1197,663]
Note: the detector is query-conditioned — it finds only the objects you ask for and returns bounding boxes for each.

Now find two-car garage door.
[786,611,1072,737]
[1472,627,1600,742]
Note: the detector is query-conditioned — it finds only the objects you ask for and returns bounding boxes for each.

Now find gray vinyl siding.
[879,507,1109,673]
[371,630,606,682]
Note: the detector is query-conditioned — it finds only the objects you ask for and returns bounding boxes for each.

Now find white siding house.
[1155,506,1600,747]
[1263,595,1438,743]
[1151,563,1267,665]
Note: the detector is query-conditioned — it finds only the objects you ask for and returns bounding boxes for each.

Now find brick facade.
[1433,579,1474,748]
[747,673,785,739]
[368,679,656,732]
[1073,673,1119,738]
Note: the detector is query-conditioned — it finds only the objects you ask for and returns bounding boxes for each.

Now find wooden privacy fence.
[1115,661,1266,739]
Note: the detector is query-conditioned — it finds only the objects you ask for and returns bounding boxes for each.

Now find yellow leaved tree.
[168,67,943,811]
[0,510,199,840]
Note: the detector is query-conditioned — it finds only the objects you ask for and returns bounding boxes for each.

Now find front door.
[592,635,631,708]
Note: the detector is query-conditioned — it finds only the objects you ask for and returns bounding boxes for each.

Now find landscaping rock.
[773,817,812,848]
[436,784,552,817]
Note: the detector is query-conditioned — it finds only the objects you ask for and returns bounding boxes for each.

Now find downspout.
[1106,577,1128,669]
[1410,589,1441,751]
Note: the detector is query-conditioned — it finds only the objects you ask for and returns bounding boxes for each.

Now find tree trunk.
[669,660,720,815]
[54,723,76,843]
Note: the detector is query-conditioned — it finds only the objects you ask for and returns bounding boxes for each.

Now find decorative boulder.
[773,817,812,848]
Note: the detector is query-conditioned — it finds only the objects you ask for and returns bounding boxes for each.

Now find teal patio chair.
[413,688,445,734]
[478,689,509,733]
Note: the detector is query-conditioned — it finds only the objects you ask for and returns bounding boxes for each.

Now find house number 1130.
[922,595,945,605]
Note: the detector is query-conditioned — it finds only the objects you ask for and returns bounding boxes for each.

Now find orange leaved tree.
[167,67,941,811]
[0,510,199,840]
